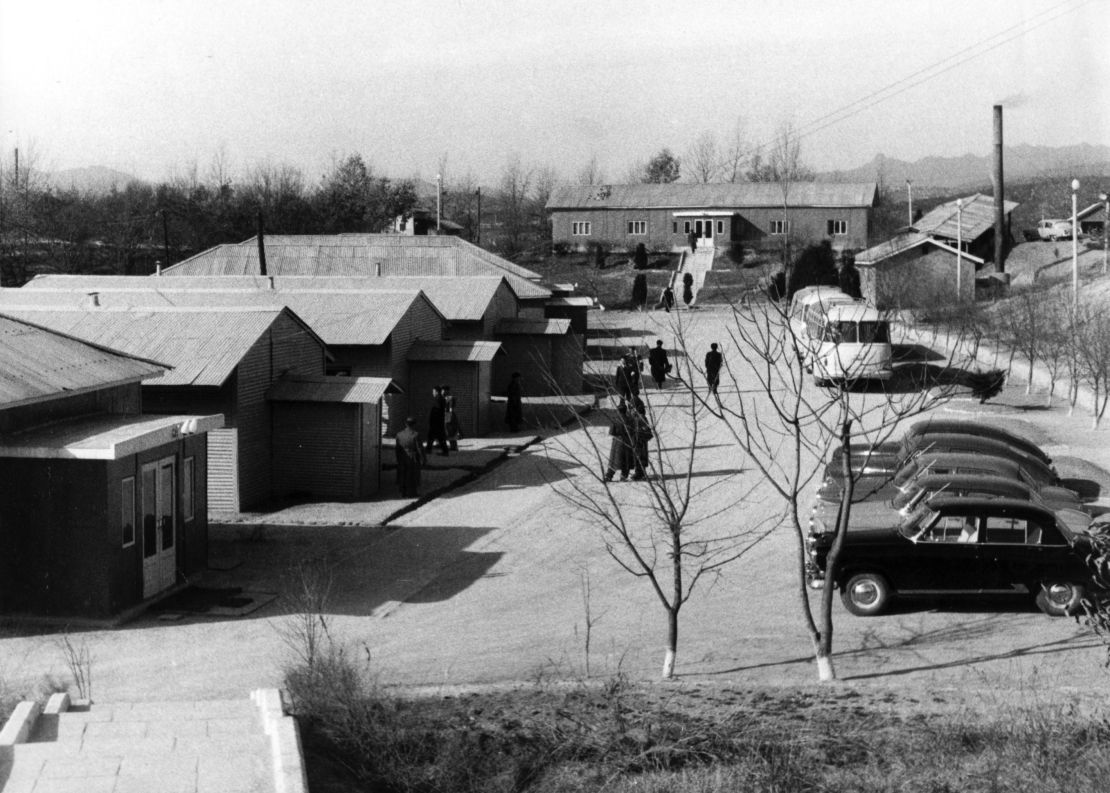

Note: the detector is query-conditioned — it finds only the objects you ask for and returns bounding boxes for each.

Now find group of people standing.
[606,349,655,482]
[425,384,461,455]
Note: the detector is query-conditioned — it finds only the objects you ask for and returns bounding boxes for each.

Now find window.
[572,221,592,236]
[627,220,647,235]
[716,220,724,234]
[683,221,691,234]
[921,515,970,543]
[121,476,135,548]
[770,220,789,235]
[984,515,1029,544]
[827,219,848,236]
[183,457,195,522]
[672,222,678,234]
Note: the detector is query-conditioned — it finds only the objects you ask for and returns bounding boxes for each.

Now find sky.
[1,0,1107,187]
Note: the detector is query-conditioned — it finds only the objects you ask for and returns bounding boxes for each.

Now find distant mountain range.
[819,144,1110,194]
[41,143,1110,196]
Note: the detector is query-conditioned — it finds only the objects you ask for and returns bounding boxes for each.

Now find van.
[787,286,856,361]
[807,301,893,385]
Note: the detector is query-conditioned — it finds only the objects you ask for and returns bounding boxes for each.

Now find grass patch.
[285,651,1110,793]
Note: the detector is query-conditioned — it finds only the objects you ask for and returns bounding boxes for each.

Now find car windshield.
[899,505,936,538]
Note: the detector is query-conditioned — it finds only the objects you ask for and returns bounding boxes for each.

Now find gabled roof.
[495,318,573,335]
[0,306,304,387]
[268,375,401,404]
[162,235,549,298]
[546,182,878,210]
[407,340,503,362]
[1076,202,1107,222]
[9,277,443,344]
[0,314,166,409]
[911,194,1019,241]
[856,232,985,267]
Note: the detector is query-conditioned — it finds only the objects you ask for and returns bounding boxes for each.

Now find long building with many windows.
[546,182,877,253]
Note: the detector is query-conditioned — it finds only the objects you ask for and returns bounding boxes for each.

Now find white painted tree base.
[816,655,836,681]
[662,649,676,679]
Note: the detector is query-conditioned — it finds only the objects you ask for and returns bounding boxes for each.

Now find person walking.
[655,284,675,312]
[394,417,426,497]
[505,372,524,432]
[425,385,448,455]
[705,342,723,395]
[443,385,460,451]
[648,339,670,388]
[629,398,653,480]
[604,402,633,482]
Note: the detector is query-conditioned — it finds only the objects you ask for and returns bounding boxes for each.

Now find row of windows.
[567,219,850,236]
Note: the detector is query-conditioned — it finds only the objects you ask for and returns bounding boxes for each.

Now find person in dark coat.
[425,385,448,455]
[395,417,426,497]
[655,284,675,312]
[682,271,695,306]
[648,339,670,388]
[443,385,460,451]
[687,229,697,252]
[705,342,723,395]
[505,372,524,432]
[614,350,642,404]
[604,402,633,482]
[629,398,653,480]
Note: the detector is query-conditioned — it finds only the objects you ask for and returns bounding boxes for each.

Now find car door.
[898,510,983,592]
[979,506,1044,592]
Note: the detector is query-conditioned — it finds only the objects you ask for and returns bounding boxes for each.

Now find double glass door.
[141,457,177,598]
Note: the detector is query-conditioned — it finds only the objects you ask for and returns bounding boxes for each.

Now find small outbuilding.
[494,318,583,396]
[0,314,222,618]
[406,340,504,438]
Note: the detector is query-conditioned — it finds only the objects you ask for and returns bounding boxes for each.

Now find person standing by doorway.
[687,228,697,252]
[425,385,448,455]
[395,417,426,497]
[705,342,723,395]
[648,339,670,389]
[505,372,524,432]
[443,384,460,451]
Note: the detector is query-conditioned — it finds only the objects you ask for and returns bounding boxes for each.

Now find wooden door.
[141,457,177,598]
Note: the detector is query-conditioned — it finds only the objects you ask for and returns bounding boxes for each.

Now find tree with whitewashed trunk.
[687,291,1001,681]
[542,321,769,679]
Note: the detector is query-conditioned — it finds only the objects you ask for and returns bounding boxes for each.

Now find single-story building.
[494,318,583,396]
[545,182,878,253]
[0,314,222,618]
[855,193,1018,307]
[0,302,327,512]
[406,340,504,438]
[268,374,400,501]
[1077,201,1108,237]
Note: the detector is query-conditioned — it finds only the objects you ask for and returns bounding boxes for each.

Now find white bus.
[805,301,893,385]
[787,286,857,349]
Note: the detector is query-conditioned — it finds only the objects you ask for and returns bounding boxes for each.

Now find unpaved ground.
[3,307,1110,716]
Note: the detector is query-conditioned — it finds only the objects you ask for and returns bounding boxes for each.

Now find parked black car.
[807,496,1096,617]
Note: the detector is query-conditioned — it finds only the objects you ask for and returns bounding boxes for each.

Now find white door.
[141,457,177,598]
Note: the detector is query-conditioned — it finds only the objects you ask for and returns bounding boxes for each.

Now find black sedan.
[834,419,1053,468]
[807,496,1096,617]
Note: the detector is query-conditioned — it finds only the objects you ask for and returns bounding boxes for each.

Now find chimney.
[155,262,162,276]
[993,104,1006,273]
[86,292,100,308]
[256,210,268,277]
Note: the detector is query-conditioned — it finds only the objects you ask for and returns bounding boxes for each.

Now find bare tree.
[721,118,750,184]
[684,131,721,184]
[577,155,606,186]
[689,292,997,680]
[546,322,768,678]
[495,153,534,256]
[1074,297,1110,428]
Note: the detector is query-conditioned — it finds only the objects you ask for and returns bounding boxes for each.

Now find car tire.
[841,572,891,616]
[1034,581,1085,617]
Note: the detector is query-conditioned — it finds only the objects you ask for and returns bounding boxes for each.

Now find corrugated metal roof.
[856,233,985,266]
[0,314,166,409]
[495,318,572,335]
[6,281,436,344]
[0,412,223,459]
[163,235,550,297]
[545,296,596,307]
[912,194,1019,241]
[268,375,400,403]
[0,307,288,386]
[407,340,503,362]
[546,182,878,210]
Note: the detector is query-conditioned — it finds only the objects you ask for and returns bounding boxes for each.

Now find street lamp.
[436,173,442,233]
[955,198,963,302]
[906,180,914,226]
[1072,179,1080,309]
[1100,191,1108,276]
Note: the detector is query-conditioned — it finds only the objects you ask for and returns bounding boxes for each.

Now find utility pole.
[1071,179,1079,310]
[956,198,963,302]
[906,180,913,226]
[475,187,481,245]
[257,210,268,277]
[436,173,442,233]
[161,209,171,270]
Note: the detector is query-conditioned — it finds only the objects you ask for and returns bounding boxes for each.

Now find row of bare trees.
[548,290,992,682]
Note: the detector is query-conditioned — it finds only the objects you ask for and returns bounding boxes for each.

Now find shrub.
[727,243,746,266]
[633,243,648,270]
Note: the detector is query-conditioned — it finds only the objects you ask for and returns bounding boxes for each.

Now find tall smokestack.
[993,105,1006,273]
[256,210,268,277]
